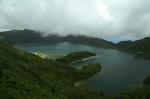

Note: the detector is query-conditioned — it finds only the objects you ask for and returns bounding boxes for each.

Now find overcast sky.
[0,0,150,42]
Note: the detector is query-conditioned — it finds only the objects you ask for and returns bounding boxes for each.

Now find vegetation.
[114,40,150,99]
[143,76,150,85]
[2,29,150,59]
[0,29,115,48]
[117,37,150,59]
[0,41,103,99]
[56,51,96,64]
[0,68,2,79]
[2,29,150,98]
[81,64,102,77]
[111,75,150,99]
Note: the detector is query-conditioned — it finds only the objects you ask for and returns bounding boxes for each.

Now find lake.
[17,42,150,97]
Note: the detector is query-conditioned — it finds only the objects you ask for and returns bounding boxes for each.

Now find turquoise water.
[17,42,150,96]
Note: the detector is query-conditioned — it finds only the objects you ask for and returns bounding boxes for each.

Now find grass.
[0,41,103,99]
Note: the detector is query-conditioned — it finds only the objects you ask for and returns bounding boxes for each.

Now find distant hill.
[0,29,115,48]
[117,37,150,59]
[117,40,133,48]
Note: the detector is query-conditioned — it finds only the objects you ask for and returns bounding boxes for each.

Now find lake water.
[17,42,150,97]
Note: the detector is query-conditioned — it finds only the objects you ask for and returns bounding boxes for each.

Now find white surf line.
[82,56,96,61]
[71,56,97,64]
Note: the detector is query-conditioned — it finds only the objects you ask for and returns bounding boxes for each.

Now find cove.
[17,42,150,96]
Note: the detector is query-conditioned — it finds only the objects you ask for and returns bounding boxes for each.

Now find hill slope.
[0,29,115,48]
[0,41,103,99]
[117,37,150,59]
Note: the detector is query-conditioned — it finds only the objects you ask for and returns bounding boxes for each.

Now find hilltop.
[0,29,115,48]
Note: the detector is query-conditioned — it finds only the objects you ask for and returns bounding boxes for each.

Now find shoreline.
[71,55,97,64]
[71,55,102,87]
[75,69,103,87]
[33,52,65,59]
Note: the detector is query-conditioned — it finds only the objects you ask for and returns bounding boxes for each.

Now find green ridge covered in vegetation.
[56,51,96,64]
[117,37,150,59]
[0,41,103,99]
[81,64,102,77]
[0,29,115,48]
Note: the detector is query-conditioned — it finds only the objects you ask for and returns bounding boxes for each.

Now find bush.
[143,76,150,84]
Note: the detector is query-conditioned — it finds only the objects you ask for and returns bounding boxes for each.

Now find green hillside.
[0,41,103,99]
[117,37,150,59]
[56,51,96,64]
[0,29,115,48]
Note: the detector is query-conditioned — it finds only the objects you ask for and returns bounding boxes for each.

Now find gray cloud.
[0,0,150,42]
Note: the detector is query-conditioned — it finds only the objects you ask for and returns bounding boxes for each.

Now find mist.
[0,0,150,42]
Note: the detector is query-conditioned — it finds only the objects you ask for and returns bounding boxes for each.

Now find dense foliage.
[143,76,150,84]
[1,29,150,98]
[56,51,96,64]
[0,41,103,99]
[81,64,102,77]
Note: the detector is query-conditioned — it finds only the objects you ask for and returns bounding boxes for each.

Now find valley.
[1,30,150,99]
[17,42,150,98]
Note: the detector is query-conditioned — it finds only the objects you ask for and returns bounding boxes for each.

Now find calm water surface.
[17,43,150,96]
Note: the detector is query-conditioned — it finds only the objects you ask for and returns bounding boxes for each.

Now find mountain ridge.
[0,29,115,48]
[117,37,150,59]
